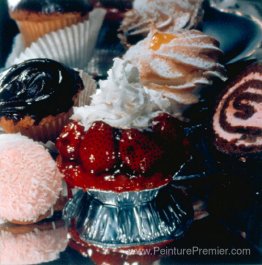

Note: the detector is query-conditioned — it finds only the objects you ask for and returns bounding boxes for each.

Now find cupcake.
[0,220,68,264]
[124,29,227,115]
[0,58,94,142]
[8,0,94,47]
[0,134,64,225]
[213,62,262,158]
[119,0,206,46]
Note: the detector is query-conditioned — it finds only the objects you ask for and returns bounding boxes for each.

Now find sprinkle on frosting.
[73,58,173,130]
[0,134,63,223]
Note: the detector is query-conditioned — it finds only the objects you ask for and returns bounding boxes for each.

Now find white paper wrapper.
[77,70,97,106]
[5,8,106,70]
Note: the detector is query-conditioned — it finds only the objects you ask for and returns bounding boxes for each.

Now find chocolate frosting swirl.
[8,0,93,14]
[0,58,83,123]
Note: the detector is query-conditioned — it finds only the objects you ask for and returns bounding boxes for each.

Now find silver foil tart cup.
[87,185,167,205]
[63,184,193,248]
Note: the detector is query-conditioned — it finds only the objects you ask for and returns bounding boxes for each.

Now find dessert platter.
[0,0,261,264]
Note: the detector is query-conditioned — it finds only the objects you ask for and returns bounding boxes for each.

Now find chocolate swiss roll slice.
[213,62,262,156]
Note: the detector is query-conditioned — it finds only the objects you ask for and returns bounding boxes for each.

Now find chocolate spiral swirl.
[0,58,83,124]
[213,63,262,155]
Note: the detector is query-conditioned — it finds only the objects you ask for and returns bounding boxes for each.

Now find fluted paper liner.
[6,8,106,69]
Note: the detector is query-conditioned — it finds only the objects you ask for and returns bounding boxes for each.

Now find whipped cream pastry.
[124,29,227,113]
[120,0,205,44]
[213,63,262,155]
[73,58,173,130]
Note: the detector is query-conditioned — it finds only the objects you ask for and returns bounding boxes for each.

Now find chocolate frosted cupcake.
[8,0,93,47]
[213,62,262,158]
[119,0,205,46]
[0,58,84,142]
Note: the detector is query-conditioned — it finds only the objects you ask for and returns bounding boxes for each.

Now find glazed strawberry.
[57,156,87,189]
[79,121,116,174]
[119,129,164,174]
[56,121,84,161]
[152,113,184,146]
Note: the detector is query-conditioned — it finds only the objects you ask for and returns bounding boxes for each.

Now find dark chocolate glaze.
[0,58,83,124]
[9,0,93,14]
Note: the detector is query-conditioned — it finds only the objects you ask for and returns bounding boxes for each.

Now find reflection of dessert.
[0,134,63,224]
[213,62,262,156]
[119,0,205,46]
[0,220,68,265]
[124,29,227,115]
[8,0,94,47]
[57,58,187,192]
[69,228,164,265]
[0,58,84,142]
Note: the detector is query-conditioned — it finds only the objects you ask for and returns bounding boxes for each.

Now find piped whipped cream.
[73,58,172,130]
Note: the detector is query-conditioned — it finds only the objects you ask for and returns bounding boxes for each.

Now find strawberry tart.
[56,58,187,192]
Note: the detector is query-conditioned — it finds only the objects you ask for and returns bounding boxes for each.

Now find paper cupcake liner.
[76,69,97,106]
[6,8,106,70]
[17,14,87,47]
[63,184,193,248]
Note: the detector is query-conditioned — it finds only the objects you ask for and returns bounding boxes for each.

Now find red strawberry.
[57,156,87,189]
[152,113,188,170]
[79,121,116,174]
[152,113,184,146]
[119,129,164,174]
[56,121,84,161]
